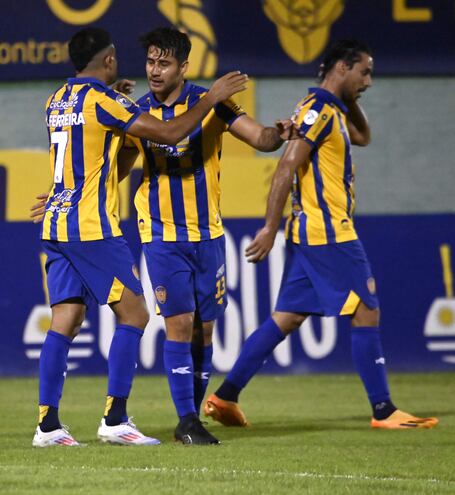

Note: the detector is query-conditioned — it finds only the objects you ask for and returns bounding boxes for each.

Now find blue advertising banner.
[1,184,455,376]
[1,0,454,80]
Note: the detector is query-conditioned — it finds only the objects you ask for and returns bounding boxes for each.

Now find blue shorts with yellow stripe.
[143,236,227,320]
[275,239,379,316]
[42,237,143,307]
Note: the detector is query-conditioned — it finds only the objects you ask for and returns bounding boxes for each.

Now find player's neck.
[74,69,110,85]
[319,80,343,100]
[153,80,185,107]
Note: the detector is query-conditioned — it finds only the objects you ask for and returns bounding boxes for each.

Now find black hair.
[318,39,372,81]
[139,27,191,64]
[68,27,112,72]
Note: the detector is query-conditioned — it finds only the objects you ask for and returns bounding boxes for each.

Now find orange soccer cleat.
[371,409,439,429]
[204,394,250,427]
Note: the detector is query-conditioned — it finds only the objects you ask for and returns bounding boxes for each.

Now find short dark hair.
[139,27,191,64]
[318,39,372,80]
[69,27,112,72]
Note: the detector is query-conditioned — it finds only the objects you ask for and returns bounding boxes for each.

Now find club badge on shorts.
[155,286,167,304]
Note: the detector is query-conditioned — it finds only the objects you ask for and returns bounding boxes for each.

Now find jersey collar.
[308,87,348,114]
[148,81,191,109]
[67,77,108,88]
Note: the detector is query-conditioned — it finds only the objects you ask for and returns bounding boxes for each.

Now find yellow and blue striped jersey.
[41,77,142,242]
[128,82,245,243]
[285,87,358,246]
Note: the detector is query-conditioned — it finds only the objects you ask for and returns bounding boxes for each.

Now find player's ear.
[335,60,347,75]
[180,60,189,77]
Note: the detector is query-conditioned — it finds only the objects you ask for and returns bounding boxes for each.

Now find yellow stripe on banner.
[104,396,114,417]
[39,405,49,424]
[440,244,454,298]
[107,277,124,304]
[340,290,361,315]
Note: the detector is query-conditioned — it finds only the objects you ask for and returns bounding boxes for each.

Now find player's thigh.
[194,236,227,322]
[143,241,196,317]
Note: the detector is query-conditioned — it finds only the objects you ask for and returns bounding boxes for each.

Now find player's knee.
[352,305,380,327]
[272,312,306,334]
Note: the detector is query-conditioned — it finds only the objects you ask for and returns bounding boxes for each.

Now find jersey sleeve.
[293,99,333,148]
[214,98,246,129]
[95,91,143,132]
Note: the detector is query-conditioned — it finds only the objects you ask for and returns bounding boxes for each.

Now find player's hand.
[245,226,276,263]
[30,192,48,224]
[208,71,248,103]
[276,119,300,141]
[112,79,136,95]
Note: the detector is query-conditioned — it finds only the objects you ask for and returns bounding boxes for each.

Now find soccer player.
[204,40,439,430]
[118,27,294,444]
[32,27,247,447]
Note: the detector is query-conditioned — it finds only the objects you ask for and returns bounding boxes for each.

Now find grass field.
[1,373,454,494]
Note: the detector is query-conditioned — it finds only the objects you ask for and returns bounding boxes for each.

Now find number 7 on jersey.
[51,131,68,183]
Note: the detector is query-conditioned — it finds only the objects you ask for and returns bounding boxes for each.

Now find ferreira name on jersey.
[285,87,358,246]
[41,77,143,242]
[127,82,245,243]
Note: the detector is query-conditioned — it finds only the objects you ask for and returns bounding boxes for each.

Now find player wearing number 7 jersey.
[33,27,247,447]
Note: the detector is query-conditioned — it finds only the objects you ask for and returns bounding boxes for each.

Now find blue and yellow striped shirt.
[41,77,142,242]
[128,82,244,243]
[285,87,357,246]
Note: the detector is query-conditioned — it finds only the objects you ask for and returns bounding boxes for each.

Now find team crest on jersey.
[155,286,167,304]
[367,277,376,295]
[303,109,319,125]
[116,94,134,108]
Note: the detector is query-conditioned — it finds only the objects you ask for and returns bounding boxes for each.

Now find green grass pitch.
[1,373,454,494]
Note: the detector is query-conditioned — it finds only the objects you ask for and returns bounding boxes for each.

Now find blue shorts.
[143,236,227,320]
[42,237,143,307]
[275,239,379,316]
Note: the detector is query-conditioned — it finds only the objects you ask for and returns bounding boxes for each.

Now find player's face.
[342,52,373,101]
[145,46,188,96]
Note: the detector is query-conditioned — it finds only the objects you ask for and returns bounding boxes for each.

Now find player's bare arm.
[111,78,136,95]
[245,138,312,263]
[118,146,140,182]
[345,99,371,146]
[229,116,297,152]
[128,72,248,145]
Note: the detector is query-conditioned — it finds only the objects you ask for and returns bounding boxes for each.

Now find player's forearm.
[256,126,283,152]
[162,93,217,144]
[346,100,371,145]
[263,165,294,234]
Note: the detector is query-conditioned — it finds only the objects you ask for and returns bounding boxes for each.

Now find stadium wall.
[1,77,454,376]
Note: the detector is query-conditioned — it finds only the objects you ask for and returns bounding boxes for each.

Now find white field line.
[0,464,453,486]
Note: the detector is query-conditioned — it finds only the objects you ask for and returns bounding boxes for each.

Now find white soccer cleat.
[97,418,161,446]
[32,425,80,447]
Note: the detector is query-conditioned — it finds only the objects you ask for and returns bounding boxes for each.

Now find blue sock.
[107,324,143,423]
[221,317,285,398]
[192,343,213,415]
[351,327,391,406]
[39,330,71,408]
[163,340,196,419]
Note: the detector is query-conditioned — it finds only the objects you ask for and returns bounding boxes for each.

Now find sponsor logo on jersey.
[47,188,75,214]
[50,93,79,110]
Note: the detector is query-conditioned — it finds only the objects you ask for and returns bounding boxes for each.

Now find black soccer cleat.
[174,416,220,445]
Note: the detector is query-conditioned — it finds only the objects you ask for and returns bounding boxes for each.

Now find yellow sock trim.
[39,405,49,424]
[104,396,114,417]
[340,290,361,315]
